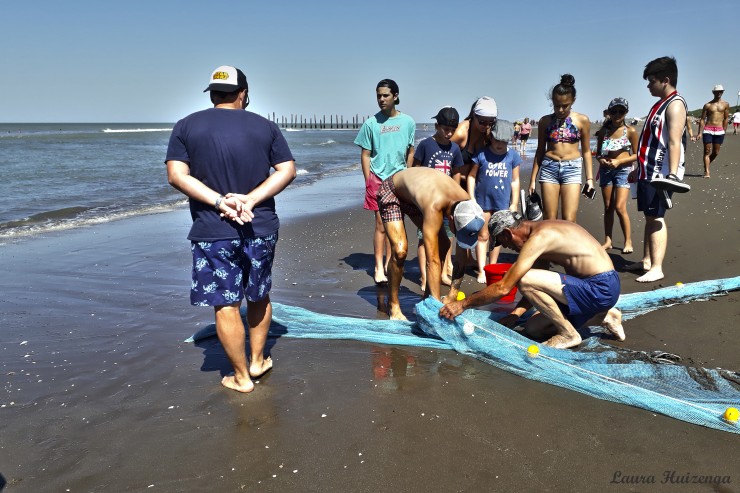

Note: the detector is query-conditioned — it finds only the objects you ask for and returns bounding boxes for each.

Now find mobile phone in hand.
[581,183,596,200]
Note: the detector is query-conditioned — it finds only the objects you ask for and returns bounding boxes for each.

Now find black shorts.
[636,180,672,218]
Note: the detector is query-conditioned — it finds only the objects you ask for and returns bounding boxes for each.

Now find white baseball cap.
[713,84,724,92]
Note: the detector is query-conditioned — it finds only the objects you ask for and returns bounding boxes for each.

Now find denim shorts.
[190,233,278,306]
[539,157,583,185]
[599,166,630,189]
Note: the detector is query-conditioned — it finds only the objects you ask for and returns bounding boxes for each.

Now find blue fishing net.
[186,276,740,434]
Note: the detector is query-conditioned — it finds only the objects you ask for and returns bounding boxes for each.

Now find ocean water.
[0,122,544,243]
[0,122,423,242]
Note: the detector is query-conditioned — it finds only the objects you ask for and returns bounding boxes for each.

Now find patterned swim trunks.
[190,233,278,306]
[377,177,422,223]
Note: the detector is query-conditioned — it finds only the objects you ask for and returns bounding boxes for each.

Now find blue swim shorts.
[636,180,672,218]
[599,166,630,189]
[558,270,620,330]
[190,233,278,306]
[539,157,583,185]
[702,132,725,145]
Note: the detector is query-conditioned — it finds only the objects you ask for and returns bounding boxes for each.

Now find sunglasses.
[476,117,497,126]
[609,108,627,115]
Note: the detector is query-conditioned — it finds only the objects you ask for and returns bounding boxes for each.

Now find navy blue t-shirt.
[413,137,464,175]
[166,108,294,241]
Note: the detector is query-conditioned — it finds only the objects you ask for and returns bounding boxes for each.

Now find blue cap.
[453,200,485,249]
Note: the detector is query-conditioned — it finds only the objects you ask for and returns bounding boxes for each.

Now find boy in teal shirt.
[355,79,415,284]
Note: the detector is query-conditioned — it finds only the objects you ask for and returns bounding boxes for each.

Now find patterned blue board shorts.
[539,157,583,185]
[190,233,278,306]
[599,166,631,189]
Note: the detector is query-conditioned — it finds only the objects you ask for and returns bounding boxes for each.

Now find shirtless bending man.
[694,85,730,178]
[440,210,624,349]
[378,167,484,320]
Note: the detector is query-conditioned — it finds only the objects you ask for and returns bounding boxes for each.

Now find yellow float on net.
[527,345,540,357]
[456,291,466,301]
[724,407,739,423]
[675,282,684,287]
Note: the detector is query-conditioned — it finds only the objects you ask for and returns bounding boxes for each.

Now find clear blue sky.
[2,0,738,123]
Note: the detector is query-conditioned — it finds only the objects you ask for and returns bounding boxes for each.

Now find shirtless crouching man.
[694,85,730,178]
[440,210,624,349]
[379,167,484,320]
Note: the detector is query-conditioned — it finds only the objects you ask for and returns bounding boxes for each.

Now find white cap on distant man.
[713,84,724,92]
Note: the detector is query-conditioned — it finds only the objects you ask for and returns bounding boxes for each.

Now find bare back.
[517,220,615,277]
[392,167,470,217]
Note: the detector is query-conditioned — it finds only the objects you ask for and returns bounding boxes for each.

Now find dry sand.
[0,134,738,492]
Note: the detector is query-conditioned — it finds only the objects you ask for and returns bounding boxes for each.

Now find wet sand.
[1,138,739,492]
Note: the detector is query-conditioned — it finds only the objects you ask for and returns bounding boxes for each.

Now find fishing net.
[186,276,740,434]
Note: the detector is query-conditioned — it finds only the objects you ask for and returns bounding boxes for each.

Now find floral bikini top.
[546,115,581,143]
[599,125,632,156]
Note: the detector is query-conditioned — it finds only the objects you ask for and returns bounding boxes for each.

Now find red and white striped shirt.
[636,91,687,181]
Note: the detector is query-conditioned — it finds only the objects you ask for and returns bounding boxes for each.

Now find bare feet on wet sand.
[374,268,388,285]
[250,356,273,379]
[621,243,633,254]
[602,308,625,341]
[625,260,650,272]
[476,272,487,284]
[221,374,255,393]
[389,305,408,321]
[602,240,612,251]
[636,269,664,283]
[543,333,582,349]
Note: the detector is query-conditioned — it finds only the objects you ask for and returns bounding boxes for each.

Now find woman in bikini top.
[528,74,593,222]
[595,97,639,254]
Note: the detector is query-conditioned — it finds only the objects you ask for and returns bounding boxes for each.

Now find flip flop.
[651,173,691,193]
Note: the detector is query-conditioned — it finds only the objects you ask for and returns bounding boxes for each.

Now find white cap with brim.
[204,65,248,93]
[453,200,485,249]
[713,84,724,92]
[473,97,498,118]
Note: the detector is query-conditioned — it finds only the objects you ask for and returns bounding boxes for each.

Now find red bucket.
[483,263,517,303]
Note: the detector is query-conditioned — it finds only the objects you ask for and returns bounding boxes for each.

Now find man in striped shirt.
[627,56,688,283]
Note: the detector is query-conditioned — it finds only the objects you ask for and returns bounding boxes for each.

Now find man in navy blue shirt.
[166,65,296,393]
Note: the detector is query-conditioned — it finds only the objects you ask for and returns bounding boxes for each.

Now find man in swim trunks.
[166,65,296,393]
[732,110,740,135]
[440,210,624,349]
[695,84,730,178]
[378,167,484,320]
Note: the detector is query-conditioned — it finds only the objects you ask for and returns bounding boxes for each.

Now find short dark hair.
[551,74,577,100]
[643,56,678,87]
[376,79,400,105]
[209,90,241,105]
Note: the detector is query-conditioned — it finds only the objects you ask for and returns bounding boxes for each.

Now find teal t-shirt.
[354,112,416,180]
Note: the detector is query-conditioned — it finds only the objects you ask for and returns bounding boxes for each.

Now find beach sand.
[1,137,738,492]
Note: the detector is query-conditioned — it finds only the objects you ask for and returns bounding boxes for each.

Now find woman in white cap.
[528,74,593,222]
[594,97,638,254]
[451,96,499,183]
[450,97,498,271]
